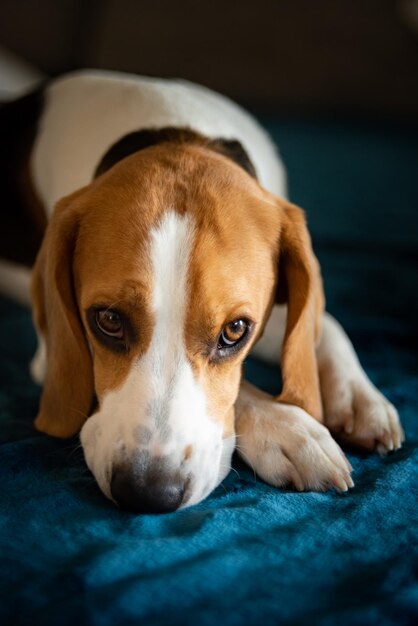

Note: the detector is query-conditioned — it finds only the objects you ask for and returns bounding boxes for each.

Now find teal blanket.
[1,118,417,625]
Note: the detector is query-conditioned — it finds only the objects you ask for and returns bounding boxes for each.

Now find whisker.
[67,406,90,420]
[229,466,241,480]
[66,442,84,459]
[234,443,257,483]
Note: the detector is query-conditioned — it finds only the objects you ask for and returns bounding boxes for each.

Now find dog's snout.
[110,467,185,514]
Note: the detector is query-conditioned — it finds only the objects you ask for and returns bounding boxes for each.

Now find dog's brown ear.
[275,199,325,421]
[31,190,94,437]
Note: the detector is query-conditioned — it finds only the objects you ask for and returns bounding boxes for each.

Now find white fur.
[30,334,47,385]
[250,304,287,363]
[80,212,234,507]
[31,70,287,214]
[235,381,353,493]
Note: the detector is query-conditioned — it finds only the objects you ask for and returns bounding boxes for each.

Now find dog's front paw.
[235,387,353,493]
[322,373,404,455]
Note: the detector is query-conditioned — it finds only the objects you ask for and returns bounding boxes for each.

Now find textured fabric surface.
[1,118,417,626]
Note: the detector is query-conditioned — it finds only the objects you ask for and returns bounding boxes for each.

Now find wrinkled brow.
[83,280,151,311]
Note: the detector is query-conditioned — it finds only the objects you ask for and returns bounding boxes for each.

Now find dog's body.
[0,71,404,512]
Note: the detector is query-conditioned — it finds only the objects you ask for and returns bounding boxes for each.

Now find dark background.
[1,0,418,121]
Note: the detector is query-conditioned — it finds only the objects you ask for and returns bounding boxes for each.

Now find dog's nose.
[110,468,185,514]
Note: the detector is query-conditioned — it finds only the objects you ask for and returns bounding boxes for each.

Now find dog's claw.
[323,376,404,456]
[333,474,350,492]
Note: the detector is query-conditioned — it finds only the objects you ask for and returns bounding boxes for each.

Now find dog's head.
[32,134,323,512]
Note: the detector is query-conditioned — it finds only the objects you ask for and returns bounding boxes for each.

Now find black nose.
[110,468,185,514]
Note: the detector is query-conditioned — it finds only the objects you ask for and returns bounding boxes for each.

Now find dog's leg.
[30,334,47,385]
[235,380,353,491]
[317,313,404,454]
[252,305,404,455]
[250,304,287,364]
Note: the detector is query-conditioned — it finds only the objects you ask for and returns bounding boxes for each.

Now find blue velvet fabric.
[1,118,417,626]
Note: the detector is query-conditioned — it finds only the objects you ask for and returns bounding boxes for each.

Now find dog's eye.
[96,310,124,339]
[218,319,248,349]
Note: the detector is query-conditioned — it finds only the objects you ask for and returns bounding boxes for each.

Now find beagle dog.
[0,70,404,513]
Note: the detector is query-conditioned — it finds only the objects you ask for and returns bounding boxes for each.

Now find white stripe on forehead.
[147,211,195,390]
[150,211,194,334]
[140,211,202,429]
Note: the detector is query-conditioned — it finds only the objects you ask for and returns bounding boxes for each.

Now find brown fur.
[32,188,94,437]
[275,200,324,421]
[31,141,324,437]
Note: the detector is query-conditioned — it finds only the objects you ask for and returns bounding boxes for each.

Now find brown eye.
[218,319,248,349]
[96,310,124,339]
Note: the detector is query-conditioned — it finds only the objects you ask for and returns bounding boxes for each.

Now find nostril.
[110,468,184,514]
